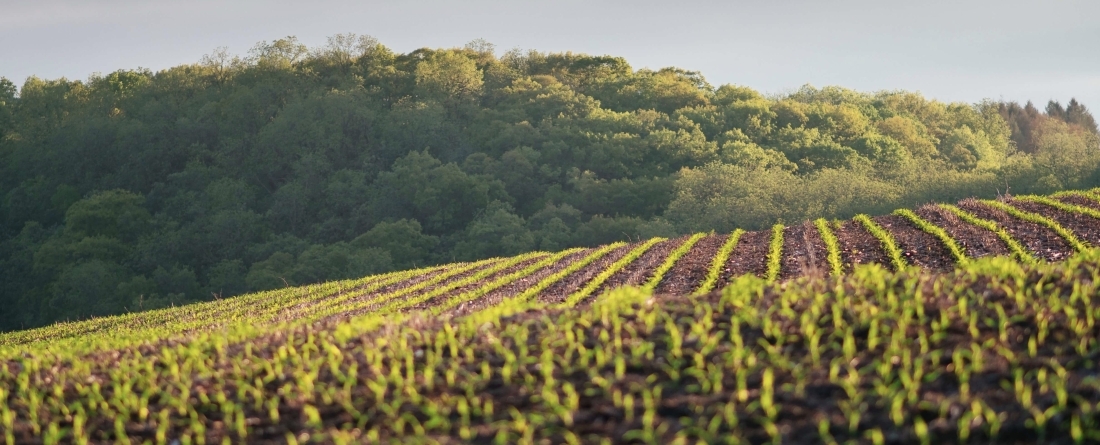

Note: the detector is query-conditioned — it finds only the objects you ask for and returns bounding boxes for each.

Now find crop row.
[3,248,1100,443]
[5,190,1100,360]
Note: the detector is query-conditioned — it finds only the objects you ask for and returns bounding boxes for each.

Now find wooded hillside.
[1,35,1097,331]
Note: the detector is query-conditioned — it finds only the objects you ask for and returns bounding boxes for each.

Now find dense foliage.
[1,35,1098,330]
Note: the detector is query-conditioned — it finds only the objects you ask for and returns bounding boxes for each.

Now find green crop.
[4,189,1100,443]
[981,199,1088,252]
[642,233,706,292]
[765,223,785,282]
[694,229,743,295]
[558,238,664,308]
[854,214,906,271]
[893,208,968,264]
[814,218,844,276]
[940,204,1036,264]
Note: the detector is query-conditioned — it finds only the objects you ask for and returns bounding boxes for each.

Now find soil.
[778,222,829,280]
[1008,199,1100,247]
[445,249,594,317]
[535,243,635,305]
[914,204,1009,259]
[589,237,679,296]
[873,214,957,272]
[957,199,1073,262]
[655,234,726,295]
[1059,194,1100,211]
[332,260,509,320]
[406,255,550,312]
[716,230,770,287]
[833,219,890,271]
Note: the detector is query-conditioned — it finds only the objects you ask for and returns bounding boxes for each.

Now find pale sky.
[2,0,1099,109]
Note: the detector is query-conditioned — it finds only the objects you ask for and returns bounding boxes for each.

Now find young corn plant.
[981,199,1088,252]
[893,208,968,264]
[642,233,706,292]
[694,229,744,294]
[814,218,844,276]
[854,214,906,271]
[939,204,1036,263]
[764,224,785,282]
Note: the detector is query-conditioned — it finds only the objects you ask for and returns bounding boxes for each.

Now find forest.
[1,34,1098,331]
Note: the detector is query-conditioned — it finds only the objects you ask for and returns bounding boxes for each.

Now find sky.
[2,0,1099,109]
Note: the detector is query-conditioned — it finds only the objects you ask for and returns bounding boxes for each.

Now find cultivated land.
[4,190,1100,443]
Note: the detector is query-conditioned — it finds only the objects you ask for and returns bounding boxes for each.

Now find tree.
[414,50,484,108]
[352,219,439,269]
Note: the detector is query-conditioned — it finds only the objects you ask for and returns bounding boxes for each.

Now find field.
[3,190,1100,443]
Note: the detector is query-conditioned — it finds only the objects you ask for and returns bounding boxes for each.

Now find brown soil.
[406,255,550,312]
[873,214,957,272]
[834,219,890,271]
[778,222,829,280]
[332,260,508,320]
[957,199,1072,262]
[535,243,634,305]
[275,268,450,322]
[1008,199,1100,247]
[915,204,1009,259]
[716,230,770,286]
[655,234,725,295]
[589,237,679,296]
[1059,194,1100,211]
[445,249,595,317]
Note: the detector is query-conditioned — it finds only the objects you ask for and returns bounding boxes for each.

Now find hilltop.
[3,189,1100,442]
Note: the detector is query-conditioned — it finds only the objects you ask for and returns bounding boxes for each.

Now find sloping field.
[3,190,1100,443]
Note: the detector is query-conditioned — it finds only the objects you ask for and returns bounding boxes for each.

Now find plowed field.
[4,190,1100,443]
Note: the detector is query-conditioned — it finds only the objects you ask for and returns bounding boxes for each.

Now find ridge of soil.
[589,237,679,296]
[778,222,829,280]
[957,199,1072,262]
[445,249,595,317]
[1008,199,1100,247]
[275,268,449,322]
[655,233,726,294]
[716,230,770,287]
[535,243,635,304]
[407,255,550,312]
[914,204,1008,259]
[332,260,508,321]
[833,219,890,271]
[872,214,956,272]
[1059,194,1100,211]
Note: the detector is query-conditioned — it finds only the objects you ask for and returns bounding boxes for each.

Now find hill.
[3,189,1100,442]
[3,36,1100,332]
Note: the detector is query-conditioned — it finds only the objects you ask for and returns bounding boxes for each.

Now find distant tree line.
[1,35,1097,331]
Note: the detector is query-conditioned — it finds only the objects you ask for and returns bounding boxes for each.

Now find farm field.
[3,190,1100,443]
